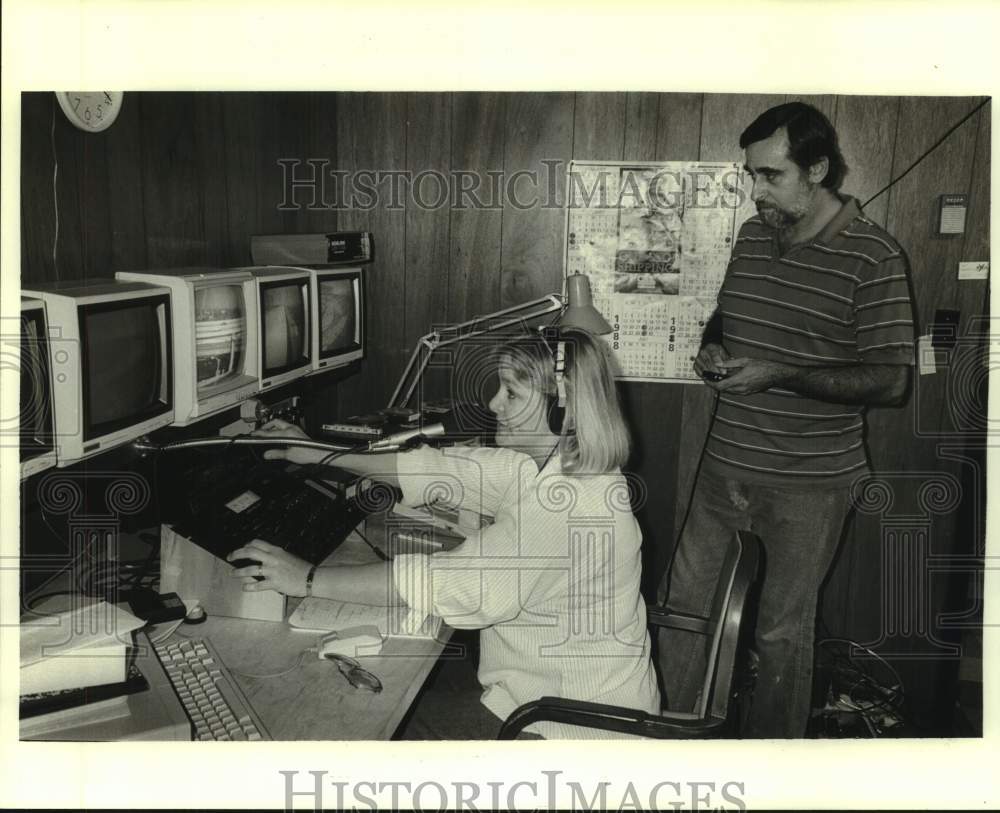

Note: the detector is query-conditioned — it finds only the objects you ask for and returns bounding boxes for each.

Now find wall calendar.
[564,161,755,382]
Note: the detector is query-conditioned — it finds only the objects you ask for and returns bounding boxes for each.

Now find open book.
[288,598,442,640]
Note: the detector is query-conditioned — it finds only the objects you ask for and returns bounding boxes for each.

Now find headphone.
[539,327,569,435]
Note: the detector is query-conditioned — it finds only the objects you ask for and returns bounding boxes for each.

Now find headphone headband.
[538,326,567,407]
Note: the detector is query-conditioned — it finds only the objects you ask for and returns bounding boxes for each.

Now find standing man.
[659,102,915,738]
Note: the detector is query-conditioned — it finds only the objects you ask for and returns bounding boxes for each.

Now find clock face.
[55,91,124,133]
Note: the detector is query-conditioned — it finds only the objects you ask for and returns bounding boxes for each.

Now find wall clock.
[55,91,124,132]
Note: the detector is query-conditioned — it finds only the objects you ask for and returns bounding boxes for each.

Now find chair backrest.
[696,530,761,724]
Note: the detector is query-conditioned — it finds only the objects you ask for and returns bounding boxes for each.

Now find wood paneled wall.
[21,92,342,279]
[20,91,990,729]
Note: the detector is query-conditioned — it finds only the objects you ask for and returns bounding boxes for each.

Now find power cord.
[814,637,908,736]
[50,98,60,281]
[228,648,314,681]
[862,97,990,208]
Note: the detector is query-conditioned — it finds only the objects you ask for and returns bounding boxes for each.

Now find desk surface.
[159,532,455,741]
[21,529,454,742]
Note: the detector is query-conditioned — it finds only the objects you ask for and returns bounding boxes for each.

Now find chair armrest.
[498,696,727,740]
[646,605,713,636]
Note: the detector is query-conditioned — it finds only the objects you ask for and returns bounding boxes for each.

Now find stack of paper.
[20,600,145,696]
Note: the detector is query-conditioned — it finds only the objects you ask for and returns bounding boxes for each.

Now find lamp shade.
[560,274,612,335]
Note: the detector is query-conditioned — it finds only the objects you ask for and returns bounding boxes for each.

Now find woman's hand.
[228,539,312,596]
[252,418,323,466]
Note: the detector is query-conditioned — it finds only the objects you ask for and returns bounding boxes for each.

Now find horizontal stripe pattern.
[708,198,915,485]
[392,446,661,738]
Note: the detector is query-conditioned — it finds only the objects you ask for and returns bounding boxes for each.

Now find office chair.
[497,530,761,739]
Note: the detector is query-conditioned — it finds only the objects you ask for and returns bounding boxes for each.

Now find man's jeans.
[657,462,853,738]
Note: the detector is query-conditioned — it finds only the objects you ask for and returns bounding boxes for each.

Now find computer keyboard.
[153,636,271,741]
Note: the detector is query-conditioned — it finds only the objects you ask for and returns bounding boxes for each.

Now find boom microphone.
[367,422,446,451]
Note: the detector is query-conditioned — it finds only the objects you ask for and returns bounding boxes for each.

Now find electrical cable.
[815,637,909,735]
[50,98,60,281]
[818,637,904,699]
[135,435,356,454]
[24,590,77,612]
[146,618,186,645]
[862,97,990,208]
[316,443,368,468]
[228,647,313,681]
[351,525,389,562]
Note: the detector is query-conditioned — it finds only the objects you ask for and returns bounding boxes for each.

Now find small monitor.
[18,298,57,478]
[309,266,365,374]
[116,269,260,425]
[244,267,312,390]
[21,280,174,466]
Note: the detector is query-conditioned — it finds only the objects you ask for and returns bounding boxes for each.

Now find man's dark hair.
[739,102,847,190]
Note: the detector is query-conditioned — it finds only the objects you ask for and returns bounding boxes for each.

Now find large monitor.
[20,280,173,466]
[309,266,365,374]
[116,268,260,425]
[243,267,312,390]
[18,298,57,478]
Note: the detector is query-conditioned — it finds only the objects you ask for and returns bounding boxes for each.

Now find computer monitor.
[116,269,260,425]
[20,280,174,466]
[18,298,57,478]
[243,267,312,390]
[309,266,365,374]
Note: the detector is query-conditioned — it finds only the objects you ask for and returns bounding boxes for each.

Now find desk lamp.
[387,273,611,410]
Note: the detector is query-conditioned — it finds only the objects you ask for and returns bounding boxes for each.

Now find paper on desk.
[20,600,145,667]
[392,501,492,531]
[289,597,442,639]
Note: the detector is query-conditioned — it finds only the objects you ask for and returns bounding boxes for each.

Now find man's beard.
[757,176,815,230]
[756,202,800,229]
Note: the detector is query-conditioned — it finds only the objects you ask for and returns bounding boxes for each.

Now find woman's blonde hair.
[495,328,631,474]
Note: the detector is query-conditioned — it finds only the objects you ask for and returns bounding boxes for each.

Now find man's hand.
[693,342,731,378]
[707,356,911,405]
[711,357,790,395]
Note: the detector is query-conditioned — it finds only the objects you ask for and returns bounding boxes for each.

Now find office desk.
[158,531,455,741]
[21,529,455,741]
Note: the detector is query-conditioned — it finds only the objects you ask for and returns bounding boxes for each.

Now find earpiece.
[546,394,565,435]
[540,327,568,435]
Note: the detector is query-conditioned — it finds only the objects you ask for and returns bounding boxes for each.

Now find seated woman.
[229,328,660,738]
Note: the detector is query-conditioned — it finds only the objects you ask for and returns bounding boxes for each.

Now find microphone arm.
[367,422,446,451]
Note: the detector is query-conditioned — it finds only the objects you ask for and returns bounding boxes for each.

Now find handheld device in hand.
[701,369,729,382]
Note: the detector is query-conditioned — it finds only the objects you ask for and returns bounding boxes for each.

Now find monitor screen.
[261,280,308,375]
[319,276,359,355]
[20,308,53,458]
[80,298,170,439]
[195,284,247,393]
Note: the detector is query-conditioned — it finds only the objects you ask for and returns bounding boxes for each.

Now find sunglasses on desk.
[322,653,383,693]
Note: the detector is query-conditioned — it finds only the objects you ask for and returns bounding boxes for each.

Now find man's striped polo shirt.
[705,196,915,487]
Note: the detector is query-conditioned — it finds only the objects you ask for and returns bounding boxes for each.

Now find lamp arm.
[387,294,565,409]
[388,333,440,410]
